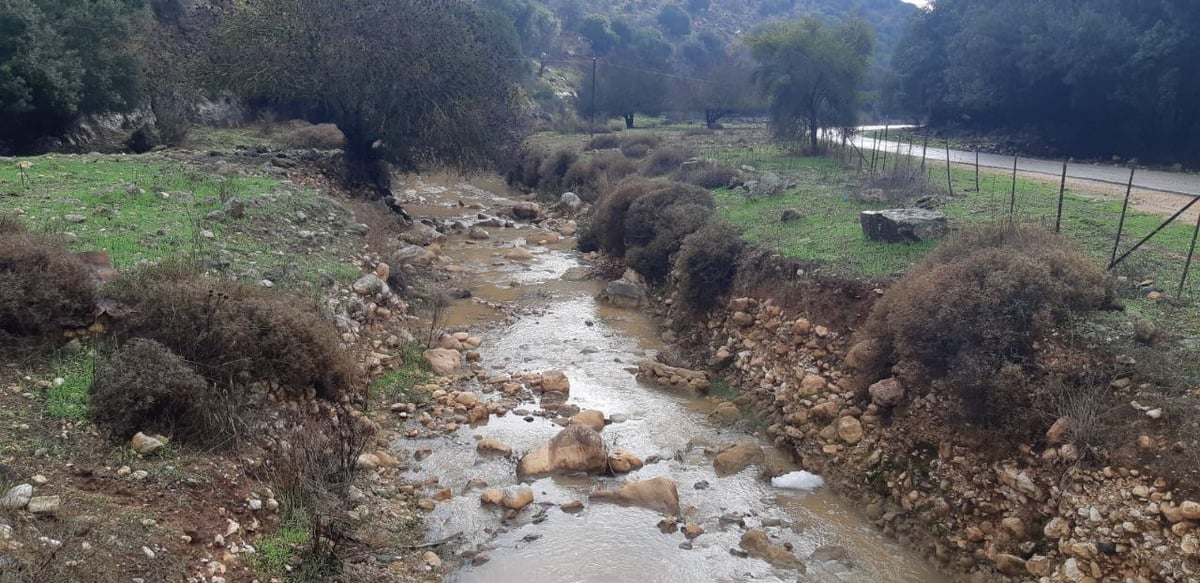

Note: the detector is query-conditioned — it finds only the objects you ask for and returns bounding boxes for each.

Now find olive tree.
[0,0,144,152]
[748,18,873,152]
[216,0,526,195]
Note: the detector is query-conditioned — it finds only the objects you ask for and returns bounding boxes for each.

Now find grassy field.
[534,123,1200,334]
[0,150,363,294]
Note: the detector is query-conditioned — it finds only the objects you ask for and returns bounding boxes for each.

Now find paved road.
[849,128,1200,198]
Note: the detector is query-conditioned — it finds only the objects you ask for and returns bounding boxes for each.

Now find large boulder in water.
[860,208,949,243]
[517,425,608,478]
[713,442,765,476]
[740,529,805,569]
[423,348,462,375]
[599,280,647,309]
[589,476,680,515]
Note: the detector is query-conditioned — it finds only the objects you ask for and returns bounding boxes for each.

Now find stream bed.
[393,179,946,583]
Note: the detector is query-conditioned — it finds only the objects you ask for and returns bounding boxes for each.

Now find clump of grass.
[371,341,431,404]
[47,350,94,421]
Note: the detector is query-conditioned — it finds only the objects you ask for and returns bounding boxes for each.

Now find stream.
[393,178,946,583]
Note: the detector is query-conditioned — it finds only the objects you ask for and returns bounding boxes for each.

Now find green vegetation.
[0,0,144,150]
[371,342,432,404]
[251,522,313,578]
[747,17,874,152]
[46,350,93,421]
[889,0,1200,165]
[0,153,363,293]
[217,0,526,194]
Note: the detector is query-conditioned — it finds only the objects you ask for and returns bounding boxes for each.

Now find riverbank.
[0,132,447,581]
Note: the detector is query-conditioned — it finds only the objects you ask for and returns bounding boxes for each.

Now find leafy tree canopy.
[889,0,1200,163]
[216,0,527,194]
[0,0,144,151]
[748,17,874,151]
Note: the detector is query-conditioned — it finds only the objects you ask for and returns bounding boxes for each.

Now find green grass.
[370,341,432,404]
[251,524,312,577]
[704,153,939,277]
[0,153,366,293]
[46,350,94,421]
[709,376,740,400]
[0,155,277,267]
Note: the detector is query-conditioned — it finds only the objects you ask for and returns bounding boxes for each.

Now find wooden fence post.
[945,139,954,196]
[974,150,980,192]
[1009,156,1019,222]
[1055,161,1068,233]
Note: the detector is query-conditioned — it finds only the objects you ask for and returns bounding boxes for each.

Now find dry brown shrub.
[535,147,578,194]
[278,122,346,149]
[867,224,1112,427]
[0,217,95,341]
[108,262,357,399]
[642,145,695,176]
[676,221,743,312]
[585,134,622,150]
[90,338,241,443]
[620,142,652,159]
[563,151,638,202]
[677,161,737,189]
[586,177,661,256]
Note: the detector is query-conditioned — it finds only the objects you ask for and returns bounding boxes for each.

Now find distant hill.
[544,0,919,118]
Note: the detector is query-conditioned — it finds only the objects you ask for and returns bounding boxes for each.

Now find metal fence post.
[1180,205,1200,297]
[1110,168,1136,267]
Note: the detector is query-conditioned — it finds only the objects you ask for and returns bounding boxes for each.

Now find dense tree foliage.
[0,0,145,152]
[748,17,874,151]
[656,5,692,38]
[482,0,562,57]
[889,0,1200,163]
[216,0,527,194]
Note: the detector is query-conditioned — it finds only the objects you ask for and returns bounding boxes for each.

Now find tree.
[216,0,526,195]
[482,0,562,57]
[681,52,762,129]
[686,0,711,14]
[656,4,691,38]
[747,18,874,152]
[579,14,619,56]
[0,0,144,152]
[579,51,667,129]
[889,0,1200,164]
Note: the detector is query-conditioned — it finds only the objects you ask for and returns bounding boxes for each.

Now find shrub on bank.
[108,262,357,400]
[676,161,737,189]
[562,151,638,202]
[585,134,622,150]
[0,216,96,342]
[866,225,1112,425]
[642,146,694,177]
[90,338,229,442]
[676,221,743,312]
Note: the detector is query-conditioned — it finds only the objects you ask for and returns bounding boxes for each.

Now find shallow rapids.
[393,179,946,583]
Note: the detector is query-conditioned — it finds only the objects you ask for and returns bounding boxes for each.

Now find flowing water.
[393,178,947,583]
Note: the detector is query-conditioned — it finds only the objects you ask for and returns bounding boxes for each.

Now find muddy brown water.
[393,178,947,583]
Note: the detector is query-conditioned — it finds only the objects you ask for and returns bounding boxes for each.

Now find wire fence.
[644,122,1200,301]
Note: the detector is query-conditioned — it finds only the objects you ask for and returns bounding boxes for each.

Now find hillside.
[545,0,918,116]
